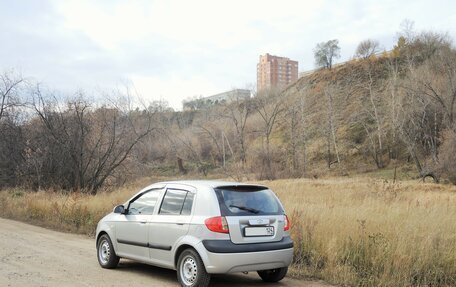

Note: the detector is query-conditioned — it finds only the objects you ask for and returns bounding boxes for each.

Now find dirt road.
[0,218,332,287]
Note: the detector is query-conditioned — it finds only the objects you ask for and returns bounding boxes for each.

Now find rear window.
[214,186,283,216]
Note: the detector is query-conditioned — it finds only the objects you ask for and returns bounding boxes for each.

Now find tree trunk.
[177,157,187,174]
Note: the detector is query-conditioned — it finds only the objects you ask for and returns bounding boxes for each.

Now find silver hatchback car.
[96,181,293,287]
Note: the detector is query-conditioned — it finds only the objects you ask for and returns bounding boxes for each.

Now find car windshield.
[214,186,283,216]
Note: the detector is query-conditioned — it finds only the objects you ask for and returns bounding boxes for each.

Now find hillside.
[277,34,455,181]
[281,56,396,174]
[133,31,456,183]
[0,31,455,191]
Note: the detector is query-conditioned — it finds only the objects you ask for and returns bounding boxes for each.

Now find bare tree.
[285,102,300,171]
[399,19,416,41]
[355,39,381,59]
[0,71,26,188]
[283,89,308,175]
[221,97,252,164]
[439,129,456,184]
[314,39,341,69]
[198,121,224,166]
[165,129,212,176]
[386,56,403,160]
[324,86,340,168]
[298,91,309,174]
[148,98,173,113]
[28,86,155,193]
[409,45,456,127]
[0,71,24,121]
[0,118,25,187]
[358,66,386,168]
[254,88,284,178]
[395,32,455,179]
[396,94,427,175]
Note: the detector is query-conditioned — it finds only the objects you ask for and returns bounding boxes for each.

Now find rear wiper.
[229,204,260,214]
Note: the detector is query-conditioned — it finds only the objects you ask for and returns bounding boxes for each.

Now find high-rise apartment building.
[257,53,298,92]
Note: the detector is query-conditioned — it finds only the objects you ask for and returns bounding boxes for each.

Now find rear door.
[148,184,196,267]
[214,185,286,244]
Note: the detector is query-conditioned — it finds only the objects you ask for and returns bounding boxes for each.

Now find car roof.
[151,180,268,190]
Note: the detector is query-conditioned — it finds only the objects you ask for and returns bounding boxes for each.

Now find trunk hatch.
[214,185,286,244]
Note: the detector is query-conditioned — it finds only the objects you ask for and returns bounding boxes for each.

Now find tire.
[257,267,288,283]
[177,249,211,287]
[97,234,120,269]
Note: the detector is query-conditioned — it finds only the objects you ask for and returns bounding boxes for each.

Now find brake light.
[205,216,229,234]
[284,215,290,231]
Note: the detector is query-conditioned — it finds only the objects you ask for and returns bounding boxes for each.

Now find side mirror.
[113,205,126,214]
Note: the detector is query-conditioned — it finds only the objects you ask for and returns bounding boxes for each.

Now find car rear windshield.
[214,185,284,216]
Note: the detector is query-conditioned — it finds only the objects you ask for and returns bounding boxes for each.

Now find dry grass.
[0,177,455,286]
[265,178,456,287]
[0,177,160,235]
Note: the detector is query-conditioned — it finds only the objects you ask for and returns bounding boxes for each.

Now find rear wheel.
[257,267,288,283]
[177,249,211,287]
[97,234,120,269]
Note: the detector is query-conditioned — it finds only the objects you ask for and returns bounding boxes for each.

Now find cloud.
[130,74,220,109]
[1,0,456,109]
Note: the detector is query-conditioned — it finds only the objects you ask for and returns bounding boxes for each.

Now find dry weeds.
[0,177,455,286]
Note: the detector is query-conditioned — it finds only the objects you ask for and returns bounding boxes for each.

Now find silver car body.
[96,180,293,274]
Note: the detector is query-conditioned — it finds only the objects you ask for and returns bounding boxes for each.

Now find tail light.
[205,216,229,234]
[284,215,290,231]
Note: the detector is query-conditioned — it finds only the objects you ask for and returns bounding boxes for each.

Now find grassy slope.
[274,56,402,175]
[1,176,455,286]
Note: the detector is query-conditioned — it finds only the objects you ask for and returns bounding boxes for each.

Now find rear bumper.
[196,237,294,274]
[202,236,293,253]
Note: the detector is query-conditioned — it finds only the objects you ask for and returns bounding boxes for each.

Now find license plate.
[244,226,274,237]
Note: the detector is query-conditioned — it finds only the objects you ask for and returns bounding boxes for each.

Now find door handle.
[176,222,185,225]
[140,221,147,224]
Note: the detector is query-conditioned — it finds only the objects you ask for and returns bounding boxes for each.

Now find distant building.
[183,89,251,110]
[257,53,298,92]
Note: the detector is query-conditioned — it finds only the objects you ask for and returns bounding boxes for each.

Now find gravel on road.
[0,217,333,287]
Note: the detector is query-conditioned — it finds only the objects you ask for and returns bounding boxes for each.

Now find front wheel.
[257,267,288,282]
[97,234,120,269]
[177,249,211,287]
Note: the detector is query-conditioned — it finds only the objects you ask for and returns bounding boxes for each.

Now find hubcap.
[98,239,110,265]
[180,255,198,286]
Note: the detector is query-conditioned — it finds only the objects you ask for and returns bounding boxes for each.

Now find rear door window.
[159,189,194,215]
[214,186,283,216]
[181,192,194,215]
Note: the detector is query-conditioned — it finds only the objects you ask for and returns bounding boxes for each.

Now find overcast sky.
[1,0,456,109]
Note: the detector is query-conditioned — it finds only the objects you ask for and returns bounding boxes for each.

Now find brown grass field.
[1,177,455,287]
